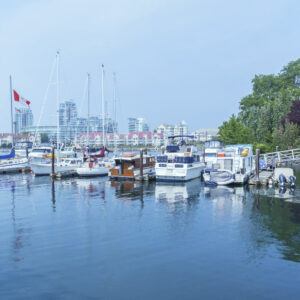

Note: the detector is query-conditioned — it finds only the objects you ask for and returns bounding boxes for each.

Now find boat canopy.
[0,148,15,160]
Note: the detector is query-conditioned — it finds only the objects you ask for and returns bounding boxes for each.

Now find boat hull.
[77,167,109,177]
[31,163,74,176]
[0,159,28,174]
[109,167,154,181]
[155,164,203,182]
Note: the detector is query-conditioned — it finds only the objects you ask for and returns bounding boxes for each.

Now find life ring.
[88,162,93,168]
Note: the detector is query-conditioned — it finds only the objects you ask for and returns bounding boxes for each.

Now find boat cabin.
[212,144,253,175]
[109,153,155,180]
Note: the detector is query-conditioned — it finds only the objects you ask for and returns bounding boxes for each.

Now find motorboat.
[155,135,205,182]
[109,152,155,180]
[203,144,254,185]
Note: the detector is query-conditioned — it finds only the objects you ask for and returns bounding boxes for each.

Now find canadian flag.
[13,90,31,107]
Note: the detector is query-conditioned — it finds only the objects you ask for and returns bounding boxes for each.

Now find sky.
[1,0,300,133]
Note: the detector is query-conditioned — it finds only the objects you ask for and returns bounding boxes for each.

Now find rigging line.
[34,55,57,144]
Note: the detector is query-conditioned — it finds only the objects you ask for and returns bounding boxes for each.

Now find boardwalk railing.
[259,148,300,167]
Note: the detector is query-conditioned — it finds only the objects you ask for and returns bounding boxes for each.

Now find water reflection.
[155,179,201,214]
[248,187,300,262]
[109,181,155,207]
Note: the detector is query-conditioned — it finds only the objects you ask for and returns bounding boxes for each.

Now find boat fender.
[289,176,296,187]
[89,162,93,168]
[279,174,287,186]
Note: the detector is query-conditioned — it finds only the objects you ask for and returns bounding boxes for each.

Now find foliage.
[218,115,252,145]
[284,100,300,128]
[219,58,300,152]
[272,121,300,150]
[40,133,50,143]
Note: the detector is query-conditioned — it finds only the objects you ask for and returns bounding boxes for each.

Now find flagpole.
[9,75,14,146]
[101,64,105,148]
[87,73,90,146]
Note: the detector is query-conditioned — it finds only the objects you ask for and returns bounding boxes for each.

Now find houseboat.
[203,140,224,168]
[109,153,155,180]
[203,144,254,185]
[155,135,205,182]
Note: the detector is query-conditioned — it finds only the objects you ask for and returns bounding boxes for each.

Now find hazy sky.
[1,0,300,133]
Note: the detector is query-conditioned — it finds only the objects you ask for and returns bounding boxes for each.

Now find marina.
[2,1,300,298]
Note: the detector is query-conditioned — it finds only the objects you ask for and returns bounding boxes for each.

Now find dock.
[50,170,78,180]
[249,170,273,186]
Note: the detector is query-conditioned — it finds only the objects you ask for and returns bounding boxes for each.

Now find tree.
[218,115,252,145]
[284,100,300,128]
[272,121,300,150]
[40,133,50,143]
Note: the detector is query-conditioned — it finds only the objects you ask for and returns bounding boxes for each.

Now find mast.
[56,51,60,162]
[113,72,117,153]
[101,64,106,147]
[87,73,90,146]
[9,75,14,146]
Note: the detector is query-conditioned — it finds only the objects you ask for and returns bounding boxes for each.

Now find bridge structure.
[259,148,300,168]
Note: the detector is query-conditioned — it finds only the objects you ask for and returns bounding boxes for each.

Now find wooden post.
[255,148,260,179]
[51,146,55,176]
[26,147,29,159]
[140,149,143,177]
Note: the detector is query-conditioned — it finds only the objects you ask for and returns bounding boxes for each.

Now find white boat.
[15,141,33,158]
[155,135,205,182]
[77,158,113,177]
[29,145,53,162]
[203,140,224,168]
[31,157,82,176]
[203,144,254,185]
[0,148,29,174]
[0,158,28,174]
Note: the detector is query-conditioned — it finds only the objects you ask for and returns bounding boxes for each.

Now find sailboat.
[77,65,114,177]
[31,52,79,176]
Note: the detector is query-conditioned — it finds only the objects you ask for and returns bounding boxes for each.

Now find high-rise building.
[128,117,149,133]
[59,100,78,143]
[15,108,34,133]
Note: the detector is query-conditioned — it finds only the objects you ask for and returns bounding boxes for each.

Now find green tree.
[272,120,300,150]
[218,115,252,145]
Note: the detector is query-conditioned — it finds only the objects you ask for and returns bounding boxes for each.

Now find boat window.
[224,159,233,171]
[175,164,184,168]
[205,153,217,157]
[159,164,167,167]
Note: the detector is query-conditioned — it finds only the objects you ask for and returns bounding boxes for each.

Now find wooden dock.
[249,170,273,186]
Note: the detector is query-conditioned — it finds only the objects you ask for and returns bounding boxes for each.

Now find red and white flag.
[13,90,31,107]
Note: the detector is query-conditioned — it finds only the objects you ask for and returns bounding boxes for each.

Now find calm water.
[1,173,300,299]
